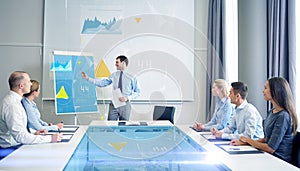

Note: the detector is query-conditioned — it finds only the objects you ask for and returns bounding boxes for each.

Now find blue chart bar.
[52,52,98,114]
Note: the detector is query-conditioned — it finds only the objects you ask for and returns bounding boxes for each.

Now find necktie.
[118,71,123,92]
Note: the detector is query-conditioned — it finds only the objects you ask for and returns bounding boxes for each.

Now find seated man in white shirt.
[211,82,264,145]
[0,71,62,150]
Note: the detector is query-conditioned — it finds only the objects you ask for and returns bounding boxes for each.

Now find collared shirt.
[204,96,234,131]
[88,70,141,101]
[222,100,264,140]
[0,91,51,148]
[264,109,293,163]
[22,97,58,131]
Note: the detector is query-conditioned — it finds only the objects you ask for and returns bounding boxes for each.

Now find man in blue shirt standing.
[211,82,264,144]
[82,55,141,120]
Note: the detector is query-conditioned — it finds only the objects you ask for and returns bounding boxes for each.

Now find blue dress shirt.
[88,70,141,101]
[22,97,58,131]
[204,97,234,131]
[222,100,264,140]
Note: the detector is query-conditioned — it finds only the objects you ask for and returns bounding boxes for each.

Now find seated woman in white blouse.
[22,80,63,132]
[193,79,234,131]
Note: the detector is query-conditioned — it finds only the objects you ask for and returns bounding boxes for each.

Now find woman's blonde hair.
[214,79,230,96]
[24,80,39,97]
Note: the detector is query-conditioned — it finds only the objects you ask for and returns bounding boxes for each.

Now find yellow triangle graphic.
[95,59,111,78]
[56,86,69,99]
[135,18,141,23]
[108,142,127,151]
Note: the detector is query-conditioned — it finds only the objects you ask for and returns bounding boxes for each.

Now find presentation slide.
[43,0,194,101]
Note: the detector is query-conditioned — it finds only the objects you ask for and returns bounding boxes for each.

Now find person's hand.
[34,129,48,135]
[240,136,249,143]
[193,122,204,131]
[210,127,218,134]
[230,139,246,146]
[56,123,64,129]
[119,96,128,102]
[81,72,89,80]
[211,128,222,138]
[51,133,62,143]
[193,122,200,130]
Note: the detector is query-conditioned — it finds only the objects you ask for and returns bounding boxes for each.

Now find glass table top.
[64,125,231,171]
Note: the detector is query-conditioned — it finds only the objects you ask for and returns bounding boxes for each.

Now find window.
[224,0,238,84]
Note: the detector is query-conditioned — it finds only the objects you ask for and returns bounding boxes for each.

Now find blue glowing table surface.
[64,126,231,171]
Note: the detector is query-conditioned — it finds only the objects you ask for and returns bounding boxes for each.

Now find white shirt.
[0,91,51,148]
[221,100,264,140]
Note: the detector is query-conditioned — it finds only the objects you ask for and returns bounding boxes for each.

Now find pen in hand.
[57,120,64,129]
[210,127,217,134]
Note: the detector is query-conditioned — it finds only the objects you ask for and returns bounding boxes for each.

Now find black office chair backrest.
[153,106,175,124]
[292,131,300,168]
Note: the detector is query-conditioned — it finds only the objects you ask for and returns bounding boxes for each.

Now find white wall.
[0,0,44,100]
[0,0,209,125]
[0,0,270,125]
[238,0,268,118]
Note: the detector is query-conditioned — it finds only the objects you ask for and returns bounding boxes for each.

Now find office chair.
[292,131,300,168]
[153,106,175,124]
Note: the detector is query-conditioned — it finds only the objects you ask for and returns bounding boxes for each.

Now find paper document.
[62,134,73,140]
[64,125,79,128]
[43,134,73,142]
[118,121,148,126]
[217,144,263,154]
[219,145,259,151]
[201,134,217,139]
[47,125,78,133]
[60,127,78,132]
[201,134,231,142]
[112,88,126,108]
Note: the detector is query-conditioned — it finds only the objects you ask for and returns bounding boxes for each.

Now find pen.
[229,148,240,150]
[58,128,61,133]
[61,120,64,123]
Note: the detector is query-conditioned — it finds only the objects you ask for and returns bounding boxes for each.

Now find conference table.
[0,120,298,171]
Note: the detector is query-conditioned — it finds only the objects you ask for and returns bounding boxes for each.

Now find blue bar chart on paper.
[51,51,98,115]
